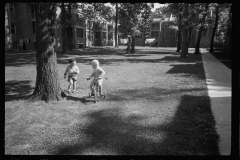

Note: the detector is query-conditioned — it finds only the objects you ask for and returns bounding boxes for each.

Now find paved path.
[201,49,231,155]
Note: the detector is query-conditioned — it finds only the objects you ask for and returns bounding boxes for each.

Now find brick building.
[135,15,213,48]
[5,3,116,51]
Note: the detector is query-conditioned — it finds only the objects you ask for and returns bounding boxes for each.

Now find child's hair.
[91,59,99,66]
[69,58,76,63]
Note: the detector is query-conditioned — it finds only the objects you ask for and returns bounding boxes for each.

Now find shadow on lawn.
[5,80,34,101]
[160,54,203,63]
[166,63,205,79]
[5,52,36,67]
[50,94,219,155]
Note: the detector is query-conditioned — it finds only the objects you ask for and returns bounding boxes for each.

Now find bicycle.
[83,77,107,103]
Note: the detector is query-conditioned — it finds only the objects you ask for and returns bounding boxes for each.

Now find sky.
[104,3,165,12]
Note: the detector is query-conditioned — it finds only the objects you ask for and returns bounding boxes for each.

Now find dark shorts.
[68,76,77,83]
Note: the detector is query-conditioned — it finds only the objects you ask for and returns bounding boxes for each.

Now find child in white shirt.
[64,58,79,94]
[86,59,105,96]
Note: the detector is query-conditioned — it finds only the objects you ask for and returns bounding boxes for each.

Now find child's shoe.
[67,90,71,95]
[72,90,75,94]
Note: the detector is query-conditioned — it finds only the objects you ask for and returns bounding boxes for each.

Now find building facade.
[5,3,116,52]
[135,15,213,48]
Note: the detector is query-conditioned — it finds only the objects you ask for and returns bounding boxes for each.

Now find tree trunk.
[187,27,192,48]
[31,3,64,102]
[115,3,118,47]
[176,13,182,52]
[210,5,219,53]
[194,26,204,54]
[180,4,189,58]
[227,5,232,55]
[126,37,131,53]
[194,3,209,54]
[68,3,73,50]
[143,33,146,47]
[130,37,135,53]
[5,3,12,51]
[61,3,67,54]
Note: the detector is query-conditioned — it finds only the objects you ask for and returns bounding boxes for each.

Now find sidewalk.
[201,49,231,155]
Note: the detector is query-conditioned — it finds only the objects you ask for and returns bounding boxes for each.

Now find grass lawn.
[5,46,219,155]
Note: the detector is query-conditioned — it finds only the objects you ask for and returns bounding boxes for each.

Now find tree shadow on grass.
[159,54,203,63]
[5,52,36,67]
[5,80,34,102]
[50,94,219,155]
[57,57,166,66]
[166,63,206,79]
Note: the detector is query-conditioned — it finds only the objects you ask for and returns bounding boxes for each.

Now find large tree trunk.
[180,4,189,58]
[61,3,67,54]
[126,37,131,53]
[143,31,146,47]
[227,5,232,55]
[5,3,12,51]
[176,13,182,52]
[209,5,219,53]
[187,27,192,48]
[130,37,135,53]
[115,3,118,47]
[68,3,73,50]
[194,3,209,54]
[31,3,64,102]
[194,26,203,54]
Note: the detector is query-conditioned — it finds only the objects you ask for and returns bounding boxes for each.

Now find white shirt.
[64,64,79,77]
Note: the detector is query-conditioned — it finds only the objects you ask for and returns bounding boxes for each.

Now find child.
[86,59,105,96]
[64,58,79,94]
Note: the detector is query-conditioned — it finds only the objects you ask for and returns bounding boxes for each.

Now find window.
[67,26,72,37]
[30,3,36,19]
[11,23,17,34]
[76,28,83,38]
[96,32,100,39]
[170,33,173,36]
[151,23,160,30]
[103,23,107,30]
[151,31,158,37]
[9,3,14,13]
[103,32,107,39]
[76,14,83,26]
[151,23,155,29]
[32,21,36,34]
[108,25,113,32]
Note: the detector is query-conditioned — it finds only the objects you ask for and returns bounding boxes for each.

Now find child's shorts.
[68,76,77,82]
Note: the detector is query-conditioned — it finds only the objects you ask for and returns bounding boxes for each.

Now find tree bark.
[61,3,67,54]
[31,3,64,102]
[194,3,209,54]
[68,3,73,50]
[115,3,118,47]
[176,12,182,52]
[126,37,131,53]
[194,26,203,54]
[180,4,189,58]
[130,37,135,53]
[143,31,146,47]
[227,5,232,55]
[5,3,12,51]
[209,5,219,53]
[187,27,192,48]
